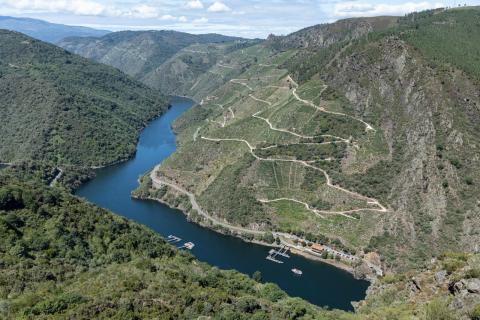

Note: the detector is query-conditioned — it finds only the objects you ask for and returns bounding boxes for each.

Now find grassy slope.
[0,30,168,167]
[154,43,384,256]
[148,8,480,273]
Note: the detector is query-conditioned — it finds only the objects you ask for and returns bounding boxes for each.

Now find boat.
[183,242,195,250]
[291,268,303,275]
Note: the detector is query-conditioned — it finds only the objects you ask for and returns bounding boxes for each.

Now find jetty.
[266,245,290,263]
[166,235,182,243]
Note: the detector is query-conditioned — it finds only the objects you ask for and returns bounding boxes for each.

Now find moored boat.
[291,268,303,275]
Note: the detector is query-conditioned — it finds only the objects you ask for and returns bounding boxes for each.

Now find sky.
[0,0,478,38]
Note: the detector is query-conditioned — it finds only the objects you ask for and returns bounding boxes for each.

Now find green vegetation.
[2,173,478,319]
[0,177,331,319]
[0,30,168,167]
[399,7,480,81]
[199,154,266,227]
[2,11,480,318]
[144,7,480,277]
[58,30,255,95]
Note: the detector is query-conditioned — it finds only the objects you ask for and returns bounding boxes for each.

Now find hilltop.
[0,30,168,168]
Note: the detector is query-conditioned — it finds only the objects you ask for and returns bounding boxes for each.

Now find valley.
[1,6,480,319]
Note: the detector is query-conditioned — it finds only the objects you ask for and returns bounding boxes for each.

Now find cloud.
[178,16,188,22]
[1,0,111,16]
[160,14,177,21]
[185,0,203,9]
[193,17,208,23]
[207,1,231,13]
[126,4,159,19]
[333,1,444,17]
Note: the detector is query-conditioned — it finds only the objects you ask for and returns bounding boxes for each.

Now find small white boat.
[291,268,303,275]
[183,242,195,250]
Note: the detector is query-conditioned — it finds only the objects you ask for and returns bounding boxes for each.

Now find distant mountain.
[58,30,249,93]
[0,16,109,43]
[0,30,168,167]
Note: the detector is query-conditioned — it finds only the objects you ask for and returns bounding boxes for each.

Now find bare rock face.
[353,262,375,280]
[323,34,480,271]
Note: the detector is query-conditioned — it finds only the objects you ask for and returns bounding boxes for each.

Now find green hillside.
[58,30,251,95]
[0,30,168,167]
[1,11,480,319]
[0,177,324,319]
[143,8,480,275]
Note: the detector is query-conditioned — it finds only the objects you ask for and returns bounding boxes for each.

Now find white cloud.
[2,0,111,16]
[207,1,231,13]
[185,0,203,9]
[193,17,208,23]
[333,1,444,17]
[160,14,177,21]
[178,16,188,22]
[126,4,159,19]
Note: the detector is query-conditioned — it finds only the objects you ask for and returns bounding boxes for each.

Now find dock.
[266,245,290,263]
[270,246,290,258]
[166,235,182,243]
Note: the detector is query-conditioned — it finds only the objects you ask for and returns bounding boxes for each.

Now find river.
[76,96,369,311]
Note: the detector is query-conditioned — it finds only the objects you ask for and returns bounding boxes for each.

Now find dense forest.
[0,176,337,319]
[0,30,168,167]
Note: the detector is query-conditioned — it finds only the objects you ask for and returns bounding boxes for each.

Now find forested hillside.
[58,30,250,95]
[0,177,326,319]
[0,30,168,167]
[1,8,480,319]
[1,176,478,319]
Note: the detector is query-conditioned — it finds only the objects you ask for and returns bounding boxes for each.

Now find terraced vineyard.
[136,8,480,276]
[149,43,391,259]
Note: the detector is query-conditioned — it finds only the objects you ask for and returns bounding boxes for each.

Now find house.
[311,243,324,253]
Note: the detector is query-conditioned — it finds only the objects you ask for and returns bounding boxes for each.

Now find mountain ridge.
[0,15,109,43]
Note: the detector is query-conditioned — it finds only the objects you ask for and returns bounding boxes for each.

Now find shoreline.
[132,191,363,279]
[90,96,197,171]
[78,95,376,281]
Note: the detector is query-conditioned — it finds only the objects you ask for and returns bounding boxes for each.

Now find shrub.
[442,259,466,274]
[425,299,456,320]
[470,304,480,320]
[465,268,480,279]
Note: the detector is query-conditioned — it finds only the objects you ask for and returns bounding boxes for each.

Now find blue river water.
[76,96,369,311]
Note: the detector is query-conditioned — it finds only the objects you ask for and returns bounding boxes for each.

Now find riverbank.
[134,172,374,279]
[77,98,370,310]
[133,190,361,277]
